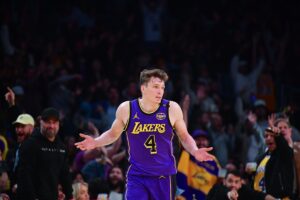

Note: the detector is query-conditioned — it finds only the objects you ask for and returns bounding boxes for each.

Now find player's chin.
[155,98,162,103]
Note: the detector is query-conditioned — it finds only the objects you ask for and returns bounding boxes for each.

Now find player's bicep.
[170,101,189,140]
[110,101,129,135]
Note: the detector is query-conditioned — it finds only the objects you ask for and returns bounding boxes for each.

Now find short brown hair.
[139,68,168,85]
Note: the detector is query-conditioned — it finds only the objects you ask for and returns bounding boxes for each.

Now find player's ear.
[141,85,145,93]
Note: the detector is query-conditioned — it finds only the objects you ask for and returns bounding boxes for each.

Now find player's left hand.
[193,147,214,162]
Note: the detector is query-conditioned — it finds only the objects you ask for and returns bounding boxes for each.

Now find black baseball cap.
[41,107,59,121]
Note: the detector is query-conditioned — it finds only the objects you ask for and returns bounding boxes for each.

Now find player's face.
[224,174,242,190]
[142,77,165,104]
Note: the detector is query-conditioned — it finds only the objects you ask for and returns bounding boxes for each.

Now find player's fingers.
[206,155,214,161]
[203,147,213,152]
[79,133,89,138]
[74,142,82,147]
[74,143,85,150]
[74,141,81,146]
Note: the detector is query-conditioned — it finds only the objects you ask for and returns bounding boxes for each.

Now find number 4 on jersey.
[144,135,157,154]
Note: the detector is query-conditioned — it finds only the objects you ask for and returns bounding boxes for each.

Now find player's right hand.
[75,133,97,150]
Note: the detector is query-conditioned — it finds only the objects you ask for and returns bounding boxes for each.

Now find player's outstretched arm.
[75,101,129,151]
[170,101,214,161]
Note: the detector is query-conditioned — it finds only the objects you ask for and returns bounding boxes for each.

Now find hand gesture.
[268,114,280,134]
[227,189,239,200]
[75,133,98,150]
[193,147,214,162]
[268,113,276,128]
[4,87,15,107]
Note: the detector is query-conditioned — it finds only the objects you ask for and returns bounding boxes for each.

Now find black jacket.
[16,128,72,200]
[207,183,266,200]
[256,134,294,199]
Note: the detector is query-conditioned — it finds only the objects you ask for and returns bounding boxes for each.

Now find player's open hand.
[193,147,214,162]
[75,133,97,150]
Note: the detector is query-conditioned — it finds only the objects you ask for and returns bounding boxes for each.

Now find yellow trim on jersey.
[169,175,172,200]
[138,98,160,114]
[123,101,131,131]
[166,101,174,128]
[125,130,132,172]
[170,133,177,172]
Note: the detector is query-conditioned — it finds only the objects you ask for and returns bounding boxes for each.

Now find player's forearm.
[94,130,120,147]
[180,134,198,156]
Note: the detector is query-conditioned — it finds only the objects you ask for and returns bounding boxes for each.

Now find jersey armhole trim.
[166,100,174,130]
[123,101,131,132]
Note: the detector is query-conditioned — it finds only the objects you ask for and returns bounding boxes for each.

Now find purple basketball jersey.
[125,99,177,176]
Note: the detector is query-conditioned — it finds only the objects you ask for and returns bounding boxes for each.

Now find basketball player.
[75,68,214,200]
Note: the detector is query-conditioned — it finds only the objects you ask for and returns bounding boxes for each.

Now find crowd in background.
[0,0,300,199]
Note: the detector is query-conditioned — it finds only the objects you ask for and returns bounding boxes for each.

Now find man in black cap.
[16,107,73,200]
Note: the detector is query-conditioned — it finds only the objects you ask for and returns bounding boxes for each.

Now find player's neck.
[139,98,160,113]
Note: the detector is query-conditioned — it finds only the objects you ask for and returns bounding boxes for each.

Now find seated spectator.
[107,165,125,200]
[207,170,275,200]
[72,181,90,200]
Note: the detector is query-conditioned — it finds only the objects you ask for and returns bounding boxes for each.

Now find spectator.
[16,107,73,200]
[251,116,294,199]
[207,170,275,200]
[72,181,90,200]
[107,166,125,200]
[208,112,233,167]
[5,113,35,197]
[4,87,24,142]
